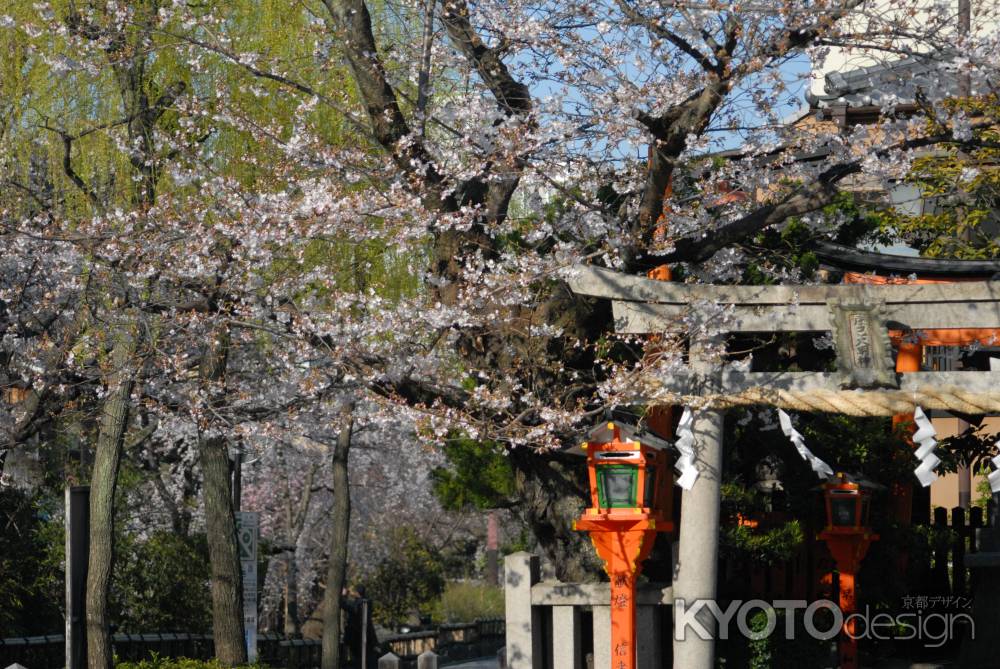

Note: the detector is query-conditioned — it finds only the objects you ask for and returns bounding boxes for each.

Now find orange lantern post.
[574,422,673,669]
[818,474,880,669]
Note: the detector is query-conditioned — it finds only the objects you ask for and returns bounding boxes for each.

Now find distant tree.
[365,526,445,629]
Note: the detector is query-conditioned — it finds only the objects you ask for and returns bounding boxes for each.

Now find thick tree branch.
[662,162,857,263]
[439,0,533,227]
[659,124,998,263]
[320,0,412,146]
[633,77,731,250]
[321,0,456,211]
[629,0,869,267]
[440,1,532,116]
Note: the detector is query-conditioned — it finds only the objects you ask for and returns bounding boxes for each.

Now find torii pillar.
[647,264,725,669]
[672,334,725,669]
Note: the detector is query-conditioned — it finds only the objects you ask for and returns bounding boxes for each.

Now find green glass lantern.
[593,451,659,509]
[829,490,859,527]
[581,421,672,517]
[596,463,638,508]
[821,474,878,532]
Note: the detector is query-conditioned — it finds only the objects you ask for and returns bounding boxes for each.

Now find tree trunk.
[321,400,355,669]
[509,450,600,582]
[86,325,139,669]
[197,325,247,666]
[200,435,248,665]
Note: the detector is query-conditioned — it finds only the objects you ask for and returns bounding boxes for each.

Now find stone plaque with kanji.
[827,300,898,389]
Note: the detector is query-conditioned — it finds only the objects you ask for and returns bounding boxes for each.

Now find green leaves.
[115,654,266,669]
[721,520,804,565]
[430,434,515,511]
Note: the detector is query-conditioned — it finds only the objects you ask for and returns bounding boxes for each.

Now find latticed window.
[924,346,960,371]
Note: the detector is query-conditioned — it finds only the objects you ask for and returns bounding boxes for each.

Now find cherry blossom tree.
[176,0,1000,583]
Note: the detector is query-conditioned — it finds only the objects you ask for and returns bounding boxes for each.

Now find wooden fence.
[383,619,505,668]
[922,504,990,598]
[720,503,994,604]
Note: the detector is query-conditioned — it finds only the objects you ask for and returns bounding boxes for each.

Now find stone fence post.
[417,650,438,669]
[378,652,401,669]
[504,552,541,669]
[551,606,581,669]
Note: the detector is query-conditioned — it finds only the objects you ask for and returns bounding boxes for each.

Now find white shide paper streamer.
[674,408,699,490]
[912,406,940,487]
[777,409,835,479]
[989,451,1000,494]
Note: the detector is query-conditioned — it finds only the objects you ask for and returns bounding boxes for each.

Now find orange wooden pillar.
[837,569,859,669]
[646,264,675,517]
[581,528,657,669]
[819,475,878,669]
[823,538,876,669]
[890,340,922,525]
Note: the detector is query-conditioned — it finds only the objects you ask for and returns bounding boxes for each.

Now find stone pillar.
[592,605,610,669]
[505,552,541,669]
[672,334,725,669]
[551,606,581,669]
[672,408,724,669]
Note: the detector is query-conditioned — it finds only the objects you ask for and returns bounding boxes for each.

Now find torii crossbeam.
[567,264,1000,415]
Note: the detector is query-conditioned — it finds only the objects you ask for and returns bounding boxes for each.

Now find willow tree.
[1,1,368,666]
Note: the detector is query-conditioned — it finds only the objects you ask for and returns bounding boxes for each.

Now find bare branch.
[614,0,719,73]
[52,130,101,208]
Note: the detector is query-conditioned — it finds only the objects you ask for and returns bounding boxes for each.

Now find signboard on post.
[235,511,259,663]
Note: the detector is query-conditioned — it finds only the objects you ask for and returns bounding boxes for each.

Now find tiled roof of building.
[807,54,964,109]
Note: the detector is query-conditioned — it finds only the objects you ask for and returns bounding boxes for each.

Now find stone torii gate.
[566,264,1000,669]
